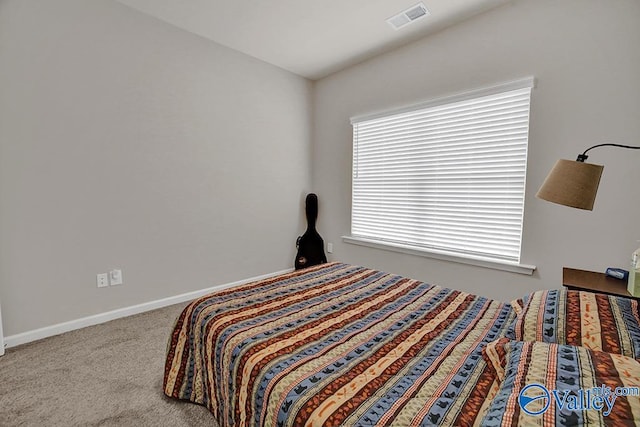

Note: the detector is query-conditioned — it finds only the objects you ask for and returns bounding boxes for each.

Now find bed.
[163,262,640,426]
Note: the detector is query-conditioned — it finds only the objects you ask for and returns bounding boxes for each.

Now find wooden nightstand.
[563,267,638,300]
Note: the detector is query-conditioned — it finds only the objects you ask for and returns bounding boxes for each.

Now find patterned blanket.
[163,263,516,426]
[481,338,640,426]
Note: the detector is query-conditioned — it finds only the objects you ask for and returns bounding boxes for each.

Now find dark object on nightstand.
[563,267,638,300]
[605,267,629,281]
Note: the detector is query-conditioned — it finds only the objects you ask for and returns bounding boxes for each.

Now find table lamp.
[536,143,640,210]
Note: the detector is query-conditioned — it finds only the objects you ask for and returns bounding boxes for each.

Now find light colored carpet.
[0,303,218,426]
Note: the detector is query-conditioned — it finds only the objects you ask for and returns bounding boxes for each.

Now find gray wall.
[0,0,313,336]
[313,0,640,302]
[2,0,639,339]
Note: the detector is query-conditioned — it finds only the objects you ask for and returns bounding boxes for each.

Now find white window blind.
[350,79,533,264]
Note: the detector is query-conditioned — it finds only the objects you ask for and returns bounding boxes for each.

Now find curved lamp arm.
[576,143,640,162]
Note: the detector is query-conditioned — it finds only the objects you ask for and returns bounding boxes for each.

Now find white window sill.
[342,236,536,276]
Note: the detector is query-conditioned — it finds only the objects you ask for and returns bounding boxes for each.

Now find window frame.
[344,77,536,275]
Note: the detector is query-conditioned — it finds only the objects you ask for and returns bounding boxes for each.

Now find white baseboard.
[3,268,292,350]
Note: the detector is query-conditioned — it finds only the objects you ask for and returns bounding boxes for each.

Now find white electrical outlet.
[110,269,123,286]
[327,242,333,254]
[97,273,109,288]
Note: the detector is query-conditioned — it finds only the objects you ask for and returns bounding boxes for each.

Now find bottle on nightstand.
[628,246,640,297]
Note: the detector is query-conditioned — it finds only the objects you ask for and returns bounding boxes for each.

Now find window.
[347,78,535,274]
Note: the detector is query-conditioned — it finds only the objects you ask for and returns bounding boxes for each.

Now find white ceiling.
[116,0,510,80]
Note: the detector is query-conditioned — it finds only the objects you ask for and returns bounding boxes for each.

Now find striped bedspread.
[163,262,516,426]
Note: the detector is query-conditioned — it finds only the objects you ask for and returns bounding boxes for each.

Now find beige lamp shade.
[536,159,604,210]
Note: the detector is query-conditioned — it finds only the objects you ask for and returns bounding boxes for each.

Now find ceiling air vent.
[386,3,430,30]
